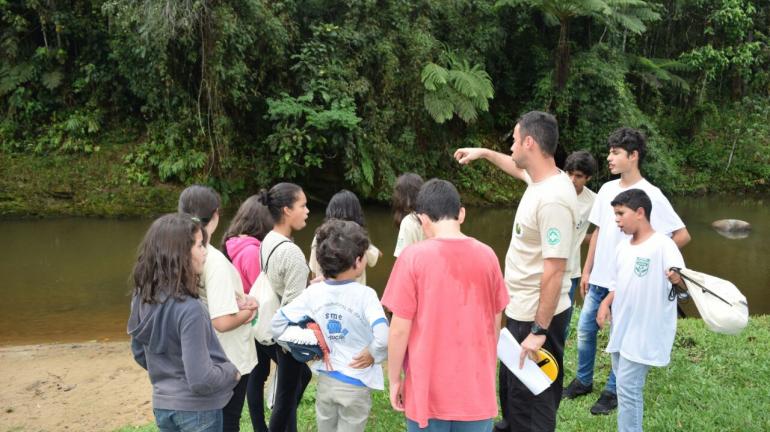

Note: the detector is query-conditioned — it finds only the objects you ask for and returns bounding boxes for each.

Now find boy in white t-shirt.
[271,219,388,432]
[596,189,685,432]
[562,128,691,415]
[563,150,597,338]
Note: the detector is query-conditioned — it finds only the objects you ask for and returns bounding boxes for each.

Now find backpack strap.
[260,240,291,273]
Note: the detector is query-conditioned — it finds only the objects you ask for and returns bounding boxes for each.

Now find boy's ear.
[635,206,646,219]
[458,207,466,225]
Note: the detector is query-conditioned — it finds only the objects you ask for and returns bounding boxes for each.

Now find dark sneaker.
[562,378,593,399]
[493,419,509,431]
[590,390,618,415]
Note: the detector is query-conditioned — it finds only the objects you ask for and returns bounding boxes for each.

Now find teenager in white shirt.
[563,150,598,339]
[562,128,690,416]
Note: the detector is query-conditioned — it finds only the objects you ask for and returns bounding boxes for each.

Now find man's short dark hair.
[415,179,461,222]
[315,219,370,278]
[564,150,598,177]
[607,127,647,166]
[517,111,559,156]
[611,189,652,221]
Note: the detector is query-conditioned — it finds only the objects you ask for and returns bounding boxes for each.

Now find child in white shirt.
[272,219,388,432]
[596,189,685,432]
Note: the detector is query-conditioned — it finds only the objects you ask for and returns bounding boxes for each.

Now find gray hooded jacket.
[128,293,238,411]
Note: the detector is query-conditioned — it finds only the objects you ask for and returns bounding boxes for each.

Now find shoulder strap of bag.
[260,240,291,273]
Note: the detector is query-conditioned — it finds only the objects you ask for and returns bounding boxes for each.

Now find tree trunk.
[556,18,570,92]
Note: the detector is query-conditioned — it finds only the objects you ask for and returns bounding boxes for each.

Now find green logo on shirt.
[546,228,561,245]
[634,257,650,277]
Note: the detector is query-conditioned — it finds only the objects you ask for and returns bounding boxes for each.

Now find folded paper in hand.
[496,328,553,396]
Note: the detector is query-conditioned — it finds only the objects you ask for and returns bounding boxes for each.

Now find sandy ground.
[0,341,153,432]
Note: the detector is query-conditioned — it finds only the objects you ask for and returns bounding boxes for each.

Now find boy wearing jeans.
[271,219,389,432]
[383,179,509,431]
[563,128,690,415]
[596,189,685,432]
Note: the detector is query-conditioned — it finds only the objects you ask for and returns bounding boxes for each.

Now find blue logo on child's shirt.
[327,319,349,340]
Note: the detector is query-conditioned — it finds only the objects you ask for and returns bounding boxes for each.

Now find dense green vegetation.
[1,0,769,214]
[114,314,770,432]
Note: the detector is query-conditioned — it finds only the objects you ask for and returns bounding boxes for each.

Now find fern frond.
[421,63,449,91]
[424,89,455,124]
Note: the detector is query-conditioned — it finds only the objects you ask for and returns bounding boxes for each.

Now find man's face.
[614,204,640,235]
[568,170,590,194]
[607,147,635,175]
[510,124,526,167]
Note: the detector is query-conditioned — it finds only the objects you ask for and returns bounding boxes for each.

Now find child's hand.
[349,348,374,369]
[237,296,258,311]
[667,269,683,286]
[596,302,611,329]
[389,377,405,412]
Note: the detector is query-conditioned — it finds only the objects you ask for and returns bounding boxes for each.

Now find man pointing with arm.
[454,111,578,432]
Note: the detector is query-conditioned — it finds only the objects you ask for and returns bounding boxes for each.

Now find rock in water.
[711,219,751,239]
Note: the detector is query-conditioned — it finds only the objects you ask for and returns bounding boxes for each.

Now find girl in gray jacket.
[128,213,240,432]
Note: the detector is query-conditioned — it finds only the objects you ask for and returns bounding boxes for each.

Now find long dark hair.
[392,173,423,227]
[221,195,274,260]
[259,182,303,224]
[178,185,221,228]
[325,189,365,227]
[132,213,206,304]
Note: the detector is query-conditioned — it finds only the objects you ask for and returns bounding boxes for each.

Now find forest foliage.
[1,0,769,202]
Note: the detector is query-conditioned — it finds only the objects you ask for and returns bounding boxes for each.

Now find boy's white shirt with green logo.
[605,232,684,367]
[504,171,579,322]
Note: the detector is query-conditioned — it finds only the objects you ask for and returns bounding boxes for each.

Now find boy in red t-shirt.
[382,179,509,431]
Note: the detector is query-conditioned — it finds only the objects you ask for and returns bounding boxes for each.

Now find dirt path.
[0,341,153,432]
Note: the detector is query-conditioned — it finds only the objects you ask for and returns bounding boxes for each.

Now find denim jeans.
[154,408,223,432]
[576,284,616,394]
[611,353,651,432]
[406,418,492,432]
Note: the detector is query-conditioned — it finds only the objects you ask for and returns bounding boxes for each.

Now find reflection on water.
[1,194,767,345]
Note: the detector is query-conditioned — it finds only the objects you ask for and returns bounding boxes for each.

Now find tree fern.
[420,52,494,124]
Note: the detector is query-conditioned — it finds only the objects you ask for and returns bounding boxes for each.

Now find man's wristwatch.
[530,322,548,336]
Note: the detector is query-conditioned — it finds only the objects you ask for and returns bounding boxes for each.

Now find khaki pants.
[316,373,372,432]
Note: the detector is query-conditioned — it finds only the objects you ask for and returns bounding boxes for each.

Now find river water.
[1,195,767,345]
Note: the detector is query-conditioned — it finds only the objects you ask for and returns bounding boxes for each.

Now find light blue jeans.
[576,284,616,393]
[406,418,492,432]
[153,408,223,432]
[611,353,651,432]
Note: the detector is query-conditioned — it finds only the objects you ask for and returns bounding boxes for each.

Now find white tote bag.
[677,268,749,335]
[251,240,290,345]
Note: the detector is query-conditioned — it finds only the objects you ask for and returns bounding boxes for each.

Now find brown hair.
[221,195,274,260]
[391,173,424,227]
[132,213,206,303]
[258,182,303,224]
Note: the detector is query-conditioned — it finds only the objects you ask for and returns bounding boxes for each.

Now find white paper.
[496,328,553,396]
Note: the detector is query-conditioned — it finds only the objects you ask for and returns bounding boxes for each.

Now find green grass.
[115,314,770,432]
